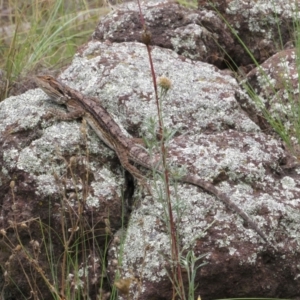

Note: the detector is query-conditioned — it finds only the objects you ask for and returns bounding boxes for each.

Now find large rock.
[93,0,235,68]
[95,0,297,69]
[198,0,296,66]
[1,0,300,298]
[1,40,300,299]
[240,48,300,146]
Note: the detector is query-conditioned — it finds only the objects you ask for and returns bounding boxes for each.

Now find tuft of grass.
[0,0,110,100]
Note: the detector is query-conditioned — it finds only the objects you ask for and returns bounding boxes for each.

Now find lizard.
[35,75,274,247]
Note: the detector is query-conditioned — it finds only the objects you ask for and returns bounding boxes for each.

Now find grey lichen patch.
[119,208,171,283]
[0,89,47,134]
[174,189,216,245]
[8,121,86,199]
[86,193,100,208]
[17,122,82,175]
[281,176,297,189]
[245,252,259,265]
[86,168,123,207]
[171,24,204,60]
[226,0,298,32]
[35,174,59,197]
[42,122,83,152]
[3,148,19,169]
[17,147,45,174]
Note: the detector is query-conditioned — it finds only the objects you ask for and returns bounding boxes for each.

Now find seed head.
[158,76,172,90]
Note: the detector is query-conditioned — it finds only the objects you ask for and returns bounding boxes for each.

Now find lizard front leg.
[46,107,85,121]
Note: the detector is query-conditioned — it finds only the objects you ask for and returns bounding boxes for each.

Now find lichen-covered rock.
[94,0,298,71]
[240,48,300,146]
[0,80,125,299]
[198,0,296,65]
[93,0,235,68]
[1,39,300,299]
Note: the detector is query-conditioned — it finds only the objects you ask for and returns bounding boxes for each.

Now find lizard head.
[36,75,68,105]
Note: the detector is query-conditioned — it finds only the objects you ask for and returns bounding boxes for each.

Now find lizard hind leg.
[115,147,152,195]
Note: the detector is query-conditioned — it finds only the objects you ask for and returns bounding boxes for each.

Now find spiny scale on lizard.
[35,75,274,247]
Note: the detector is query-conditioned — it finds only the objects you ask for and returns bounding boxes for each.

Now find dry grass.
[0,0,110,100]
